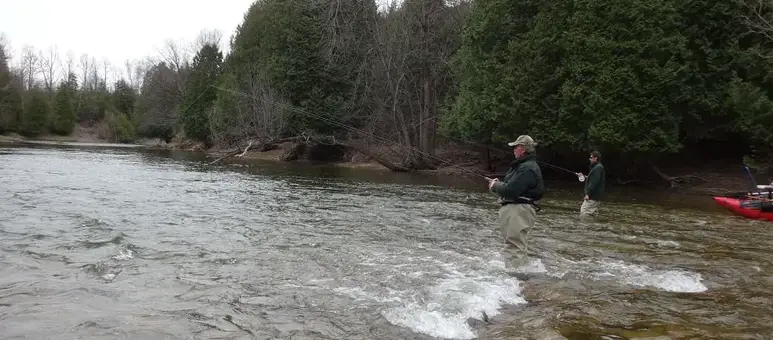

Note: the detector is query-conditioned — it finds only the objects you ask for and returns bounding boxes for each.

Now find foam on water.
[595,259,707,293]
[381,274,525,340]
[548,257,708,293]
[111,248,134,261]
[332,250,527,340]
[654,240,681,248]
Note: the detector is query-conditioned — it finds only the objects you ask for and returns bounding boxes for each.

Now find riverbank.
[1,130,764,196]
[159,138,761,196]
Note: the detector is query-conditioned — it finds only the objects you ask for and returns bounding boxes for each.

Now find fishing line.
[461,140,586,182]
[212,85,494,182]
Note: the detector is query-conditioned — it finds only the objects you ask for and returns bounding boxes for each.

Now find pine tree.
[20,88,50,137]
[0,44,22,134]
[112,79,136,116]
[181,43,222,143]
[50,80,77,135]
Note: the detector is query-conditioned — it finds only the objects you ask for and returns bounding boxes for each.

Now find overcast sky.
[0,0,255,66]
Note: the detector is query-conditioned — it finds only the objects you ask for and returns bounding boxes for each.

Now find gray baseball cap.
[507,135,536,148]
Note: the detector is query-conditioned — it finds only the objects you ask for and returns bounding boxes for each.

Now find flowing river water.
[1,144,771,340]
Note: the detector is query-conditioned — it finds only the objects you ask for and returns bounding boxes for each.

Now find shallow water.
[0,145,771,340]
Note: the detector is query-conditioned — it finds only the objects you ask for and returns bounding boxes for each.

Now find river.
[0,144,771,340]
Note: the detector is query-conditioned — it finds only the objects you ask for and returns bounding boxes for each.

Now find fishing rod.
[539,161,586,183]
[463,140,586,182]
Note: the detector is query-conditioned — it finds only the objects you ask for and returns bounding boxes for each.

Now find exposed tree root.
[280,142,307,161]
[335,141,410,172]
[208,148,243,165]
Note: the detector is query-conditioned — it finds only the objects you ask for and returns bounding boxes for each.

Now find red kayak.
[713,196,773,221]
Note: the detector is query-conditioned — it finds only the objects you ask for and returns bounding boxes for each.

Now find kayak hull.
[713,196,773,221]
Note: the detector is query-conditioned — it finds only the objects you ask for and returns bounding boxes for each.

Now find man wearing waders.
[488,135,545,273]
[580,151,605,217]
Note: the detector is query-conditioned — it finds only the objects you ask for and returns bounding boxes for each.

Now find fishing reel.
[576,172,586,182]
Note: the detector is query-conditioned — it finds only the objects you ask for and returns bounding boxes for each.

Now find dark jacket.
[490,153,545,205]
[584,162,605,201]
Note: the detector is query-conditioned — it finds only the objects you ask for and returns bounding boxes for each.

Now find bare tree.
[743,0,773,41]
[38,45,59,92]
[110,64,121,91]
[59,50,76,85]
[124,59,135,89]
[210,63,288,147]
[123,58,151,91]
[194,28,224,51]
[101,57,110,90]
[134,59,149,91]
[79,53,91,90]
[368,0,460,169]
[0,33,11,63]
[88,58,101,91]
[157,39,190,95]
[20,45,39,90]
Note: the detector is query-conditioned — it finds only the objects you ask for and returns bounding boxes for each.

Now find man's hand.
[488,178,499,190]
[584,194,589,200]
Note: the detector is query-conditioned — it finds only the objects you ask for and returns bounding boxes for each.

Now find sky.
[0,0,255,69]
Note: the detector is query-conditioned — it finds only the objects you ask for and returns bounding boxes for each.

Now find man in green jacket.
[488,135,545,271]
[579,150,605,216]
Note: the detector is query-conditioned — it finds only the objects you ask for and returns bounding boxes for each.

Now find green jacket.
[491,153,545,204]
[584,162,605,201]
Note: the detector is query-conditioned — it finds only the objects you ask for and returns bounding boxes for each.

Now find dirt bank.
[150,137,766,196]
[3,128,767,196]
[0,124,110,144]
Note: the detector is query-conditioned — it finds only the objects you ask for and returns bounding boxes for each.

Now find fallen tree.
[208,137,302,165]
[207,134,410,172]
[336,140,409,172]
[649,162,708,188]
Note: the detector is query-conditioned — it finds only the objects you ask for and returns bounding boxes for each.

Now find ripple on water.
[1,146,771,340]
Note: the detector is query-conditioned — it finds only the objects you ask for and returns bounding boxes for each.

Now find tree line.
[1,0,772,177]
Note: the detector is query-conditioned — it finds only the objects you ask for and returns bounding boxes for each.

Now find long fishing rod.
[539,161,586,183]
[461,140,586,182]
[212,85,494,182]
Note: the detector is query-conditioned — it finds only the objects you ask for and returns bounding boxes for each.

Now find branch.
[236,140,254,158]
[743,0,773,41]
[208,137,303,165]
[649,162,708,188]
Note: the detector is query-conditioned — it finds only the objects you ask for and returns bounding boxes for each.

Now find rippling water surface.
[1,145,771,340]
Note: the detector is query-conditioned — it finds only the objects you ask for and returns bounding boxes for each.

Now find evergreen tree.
[112,79,136,116]
[0,45,22,134]
[222,0,336,135]
[20,88,50,137]
[181,43,222,143]
[50,79,77,135]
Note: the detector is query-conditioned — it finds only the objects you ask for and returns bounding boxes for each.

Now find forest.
[1,0,773,182]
